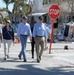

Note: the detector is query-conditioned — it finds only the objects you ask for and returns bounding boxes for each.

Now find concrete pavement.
[0,42,74,75]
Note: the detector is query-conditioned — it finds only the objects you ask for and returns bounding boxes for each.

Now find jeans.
[19,35,28,59]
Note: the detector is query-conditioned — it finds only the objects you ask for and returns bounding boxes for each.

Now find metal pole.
[49,22,54,53]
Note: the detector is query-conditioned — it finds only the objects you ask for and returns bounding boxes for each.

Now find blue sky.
[0,0,33,12]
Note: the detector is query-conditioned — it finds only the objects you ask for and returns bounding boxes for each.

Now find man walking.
[17,16,32,62]
[33,16,48,63]
[31,22,36,59]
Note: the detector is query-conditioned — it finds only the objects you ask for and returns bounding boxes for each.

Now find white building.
[33,0,43,12]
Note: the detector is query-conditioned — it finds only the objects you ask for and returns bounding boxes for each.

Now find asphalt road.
[0,43,74,75]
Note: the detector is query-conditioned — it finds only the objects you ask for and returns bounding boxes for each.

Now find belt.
[36,35,44,37]
[20,34,28,36]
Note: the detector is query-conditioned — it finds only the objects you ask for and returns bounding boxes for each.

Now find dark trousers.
[31,37,35,57]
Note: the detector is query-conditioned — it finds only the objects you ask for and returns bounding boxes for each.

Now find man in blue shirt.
[17,16,32,62]
[33,16,48,63]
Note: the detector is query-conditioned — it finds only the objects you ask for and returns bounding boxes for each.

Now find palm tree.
[8,0,25,23]
[3,0,11,11]
[0,13,3,24]
[2,0,14,20]
[12,0,33,16]
[3,0,33,23]
[1,0,11,23]
[12,0,24,14]
[43,0,50,4]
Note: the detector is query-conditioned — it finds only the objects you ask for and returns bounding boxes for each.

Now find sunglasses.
[6,22,10,23]
[39,19,43,20]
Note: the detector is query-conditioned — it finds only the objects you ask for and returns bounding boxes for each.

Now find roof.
[30,12,47,16]
[32,12,47,16]
[33,4,51,13]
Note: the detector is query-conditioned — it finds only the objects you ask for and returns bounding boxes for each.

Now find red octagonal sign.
[48,4,60,19]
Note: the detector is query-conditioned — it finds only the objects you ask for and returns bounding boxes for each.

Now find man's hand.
[34,37,36,42]
[42,37,45,41]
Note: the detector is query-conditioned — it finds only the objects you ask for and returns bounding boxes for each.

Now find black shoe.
[24,59,27,62]
[32,56,34,59]
[18,55,21,60]
[37,59,40,63]
[39,56,41,60]
[64,45,69,50]
[4,58,6,60]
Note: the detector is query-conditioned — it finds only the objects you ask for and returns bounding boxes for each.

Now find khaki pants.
[3,39,12,58]
[35,37,45,60]
[0,39,1,48]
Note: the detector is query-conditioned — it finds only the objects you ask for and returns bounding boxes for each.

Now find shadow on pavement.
[0,58,18,62]
[0,64,74,75]
[0,58,37,63]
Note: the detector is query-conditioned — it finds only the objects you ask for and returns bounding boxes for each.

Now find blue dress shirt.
[17,22,32,37]
[33,22,48,38]
[45,26,52,34]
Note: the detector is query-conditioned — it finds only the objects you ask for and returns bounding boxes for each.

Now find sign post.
[48,4,60,53]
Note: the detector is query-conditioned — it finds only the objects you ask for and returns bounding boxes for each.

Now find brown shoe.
[18,55,22,60]
[7,55,9,58]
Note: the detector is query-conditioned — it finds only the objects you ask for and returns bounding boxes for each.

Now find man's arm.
[33,24,37,42]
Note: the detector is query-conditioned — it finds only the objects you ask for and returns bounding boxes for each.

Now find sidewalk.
[0,43,74,75]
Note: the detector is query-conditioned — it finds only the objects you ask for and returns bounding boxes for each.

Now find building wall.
[33,0,43,12]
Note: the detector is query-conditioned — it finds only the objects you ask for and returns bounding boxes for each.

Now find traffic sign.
[48,4,60,53]
[48,4,60,19]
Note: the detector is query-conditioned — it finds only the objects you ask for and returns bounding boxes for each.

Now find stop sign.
[48,4,60,19]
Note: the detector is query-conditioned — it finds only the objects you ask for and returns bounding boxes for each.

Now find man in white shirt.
[17,16,32,62]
